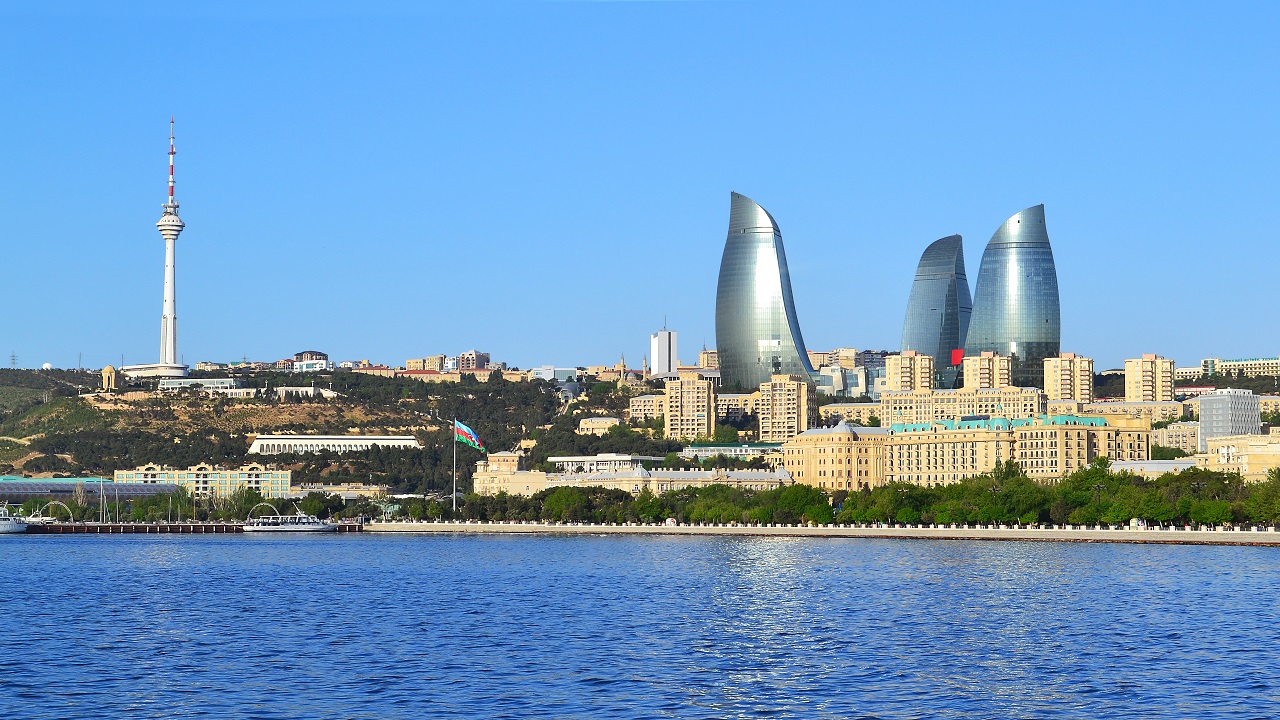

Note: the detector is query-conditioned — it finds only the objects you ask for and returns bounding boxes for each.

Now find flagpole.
[452,417,458,513]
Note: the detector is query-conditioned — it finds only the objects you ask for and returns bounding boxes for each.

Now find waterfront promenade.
[365,520,1280,546]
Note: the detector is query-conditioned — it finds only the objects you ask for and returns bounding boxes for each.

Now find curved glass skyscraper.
[964,204,1060,389]
[715,192,814,390]
[901,234,972,389]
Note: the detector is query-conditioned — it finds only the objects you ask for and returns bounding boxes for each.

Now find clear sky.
[2,1,1277,372]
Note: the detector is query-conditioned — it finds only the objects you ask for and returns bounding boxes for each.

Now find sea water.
[1,534,1275,718]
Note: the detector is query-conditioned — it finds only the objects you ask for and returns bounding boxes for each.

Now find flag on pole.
[454,420,486,452]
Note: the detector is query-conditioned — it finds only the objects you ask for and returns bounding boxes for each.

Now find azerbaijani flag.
[454,420,486,453]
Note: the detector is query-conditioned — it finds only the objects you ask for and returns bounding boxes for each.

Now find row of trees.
[449,482,834,525]
[835,460,1280,526]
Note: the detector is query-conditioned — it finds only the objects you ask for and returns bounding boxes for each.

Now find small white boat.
[0,505,29,534]
[242,509,336,533]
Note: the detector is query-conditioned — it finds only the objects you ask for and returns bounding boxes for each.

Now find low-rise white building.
[248,434,422,455]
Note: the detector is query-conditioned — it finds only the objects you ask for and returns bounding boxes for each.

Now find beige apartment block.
[832,348,862,370]
[1262,396,1280,416]
[716,392,759,423]
[1201,356,1280,378]
[757,374,817,442]
[1125,354,1175,402]
[627,394,666,423]
[818,402,880,426]
[1044,352,1094,403]
[1175,366,1203,382]
[698,349,719,369]
[1202,430,1280,483]
[406,355,448,371]
[886,350,935,392]
[664,372,716,441]
[410,356,440,371]
[115,463,291,499]
[1014,415,1149,481]
[882,414,1150,486]
[807,350,834,370]
[963,352,1013,389]
[1153,421,1200,455]
[458,350,490,370]
[883,418,1014,486]
[577,416,621,436]
[1061,399,1184,424]
[880,387,1047,426]
[782,422,889,491]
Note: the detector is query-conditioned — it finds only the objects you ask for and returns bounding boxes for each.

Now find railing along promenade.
[363,520,1280,546]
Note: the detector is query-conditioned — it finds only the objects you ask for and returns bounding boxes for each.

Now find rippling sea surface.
[2,534,1278,719]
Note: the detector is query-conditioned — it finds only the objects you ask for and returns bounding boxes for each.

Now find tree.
[1189,499,1232,526]
[713,424,740,443]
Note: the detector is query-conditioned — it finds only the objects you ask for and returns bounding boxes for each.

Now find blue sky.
[1,1,1277,372]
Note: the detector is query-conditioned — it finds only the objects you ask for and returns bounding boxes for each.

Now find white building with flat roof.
[249,435,422,455]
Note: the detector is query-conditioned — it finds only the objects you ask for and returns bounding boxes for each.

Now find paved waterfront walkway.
[364,520,1280,546]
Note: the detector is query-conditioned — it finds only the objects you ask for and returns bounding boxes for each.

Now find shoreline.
[363,521,1280,546]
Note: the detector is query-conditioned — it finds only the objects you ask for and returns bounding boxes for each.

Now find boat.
[242,508,336,533]
[0,505,29,534]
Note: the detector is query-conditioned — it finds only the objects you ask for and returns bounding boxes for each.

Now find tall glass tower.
[964,204,1060,389]
[715,192,815,390]
[901,235,972,389]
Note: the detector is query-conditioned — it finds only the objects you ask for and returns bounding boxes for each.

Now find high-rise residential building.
[715,192,815,390]
[886,351,934,392]
[757,374,817,442]
[901,235,972,389]
[1124,354,1175,402]
[1044,352,1095,403]
[963,352,1012,389]
[698,348,719,369]
[458,350,490,371]
[1198,389,1261,452]
[964,205,1060,389]
[650,329,678,376]
[664,371,716,441]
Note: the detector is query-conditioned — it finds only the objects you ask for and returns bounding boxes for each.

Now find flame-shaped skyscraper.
[901,234,972,389]
[714,192,815,390]
[964,204,1060,388]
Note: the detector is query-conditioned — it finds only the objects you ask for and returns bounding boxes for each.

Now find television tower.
[157,117,184,367]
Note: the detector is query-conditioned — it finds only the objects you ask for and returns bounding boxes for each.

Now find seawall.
[363,521,1280,546]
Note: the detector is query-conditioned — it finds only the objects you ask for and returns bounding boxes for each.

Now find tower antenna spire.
[167,116,177,207]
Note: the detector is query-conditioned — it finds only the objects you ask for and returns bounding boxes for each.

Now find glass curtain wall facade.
[901,234,972,389]
[715,192,815,390]
[964,204,1060,389]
